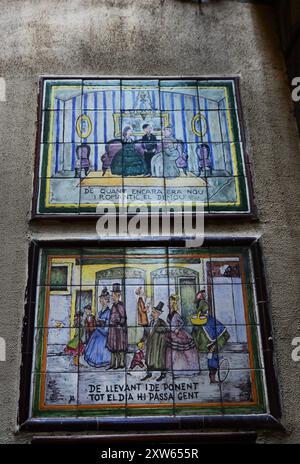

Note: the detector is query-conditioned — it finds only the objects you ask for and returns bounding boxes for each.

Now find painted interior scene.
[31,247,267,418]
[37,79,250,214]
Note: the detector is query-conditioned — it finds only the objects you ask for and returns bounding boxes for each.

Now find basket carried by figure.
[190,314,208,326]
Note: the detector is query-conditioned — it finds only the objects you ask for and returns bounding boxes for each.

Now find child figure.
[129,340,145,370]
[64,310,85,367]
[207,341,219,384]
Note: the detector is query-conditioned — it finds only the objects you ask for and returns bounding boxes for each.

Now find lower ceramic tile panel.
[25,242,274,422]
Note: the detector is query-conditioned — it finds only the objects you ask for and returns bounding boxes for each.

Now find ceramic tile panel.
[27,244,268,419]
[34,78,253,216]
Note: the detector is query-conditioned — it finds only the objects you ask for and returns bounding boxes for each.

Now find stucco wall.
[0,0,299,443]
[276,0,300,134]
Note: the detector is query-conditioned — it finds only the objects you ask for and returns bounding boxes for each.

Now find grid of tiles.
[35,78,251,215]
[29,245,267,418]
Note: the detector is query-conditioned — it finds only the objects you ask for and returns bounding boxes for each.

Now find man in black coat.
[107,283,128,369]
[141,123,157,176]
[141,302,167,382]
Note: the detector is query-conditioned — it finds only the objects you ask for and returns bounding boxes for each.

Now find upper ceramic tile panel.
[35,78,252,216]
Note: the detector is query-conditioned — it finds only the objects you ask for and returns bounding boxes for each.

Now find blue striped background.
[50,89,235,172]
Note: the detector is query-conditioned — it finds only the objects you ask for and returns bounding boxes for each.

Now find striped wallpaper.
[47,88,235,175]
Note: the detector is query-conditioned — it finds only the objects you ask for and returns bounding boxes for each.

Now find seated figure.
[151,126,188,177]
[101,125,147,176]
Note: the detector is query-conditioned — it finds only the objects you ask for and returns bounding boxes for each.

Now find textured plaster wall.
[0,0,299,444]
[276,0,300,135]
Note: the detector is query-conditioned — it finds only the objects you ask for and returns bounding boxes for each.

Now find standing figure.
[196,143,212,176]
[191,289,230,384]
[207,341,220,384]
[141,124,157,176]
[107,283,128,369]
[135,287,149,327]
[165,294,200,376]
[82,304,95,344]
[64,310,85,367]
[84,288,111,368]
[110,126,147,176]
[75,144,91,177]
[194,289,209,318]
[141,302,167,382]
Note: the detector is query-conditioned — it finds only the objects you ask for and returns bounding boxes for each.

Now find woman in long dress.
[191,290,230,353]
[151,126,188,177]
[84,288,111,368]
[166,294,200,376]
[110,125,147,176]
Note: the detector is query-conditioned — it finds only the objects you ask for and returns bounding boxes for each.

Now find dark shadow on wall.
[174,1,275,5]
[172,0,276,16]
[276,0,300,136]
[243,2,300,228]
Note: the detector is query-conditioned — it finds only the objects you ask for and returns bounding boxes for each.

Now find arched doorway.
[150,266,200,326]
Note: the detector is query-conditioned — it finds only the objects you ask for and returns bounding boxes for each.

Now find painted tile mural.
[30,246,267,418]
[35,79,252,215]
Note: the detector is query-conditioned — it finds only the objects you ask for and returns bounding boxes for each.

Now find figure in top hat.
[141,301,168,382]
[106,283,128,369]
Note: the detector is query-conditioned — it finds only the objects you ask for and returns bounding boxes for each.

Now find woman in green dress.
[110,125,148,176]
[191,290,230,353]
